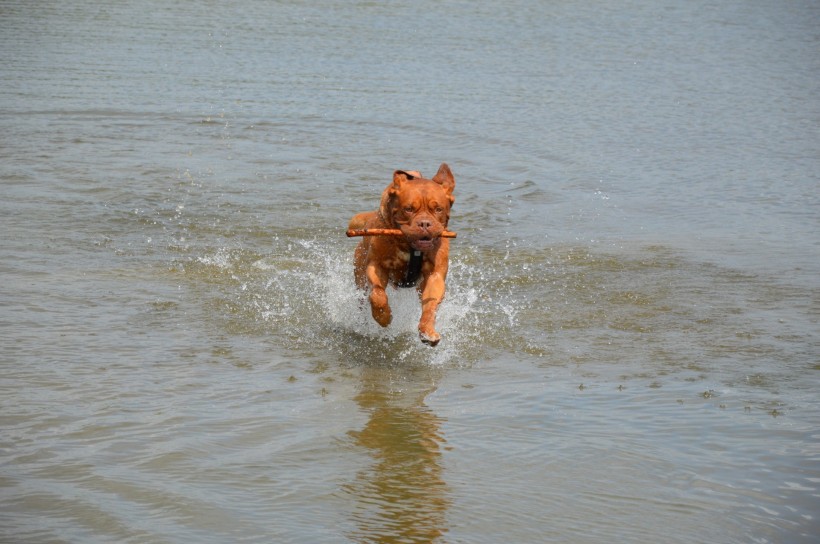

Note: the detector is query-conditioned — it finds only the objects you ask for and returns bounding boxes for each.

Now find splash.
[301,239,487,367]
[178,235,530,368]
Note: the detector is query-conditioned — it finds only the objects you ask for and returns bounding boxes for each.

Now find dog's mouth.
[410,235,436,251]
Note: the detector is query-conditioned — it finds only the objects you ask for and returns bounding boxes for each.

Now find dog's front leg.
[366,264,392,327]
[418,272,445,346]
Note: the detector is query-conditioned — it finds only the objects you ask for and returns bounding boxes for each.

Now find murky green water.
[2,1,818,542]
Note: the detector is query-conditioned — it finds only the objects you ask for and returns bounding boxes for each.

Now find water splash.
[295,239,492,367]
[180,236,505,367]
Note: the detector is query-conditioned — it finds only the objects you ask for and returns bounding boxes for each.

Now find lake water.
[1,1,818,542]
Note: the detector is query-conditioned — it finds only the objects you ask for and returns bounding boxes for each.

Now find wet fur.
[349,164,456,346]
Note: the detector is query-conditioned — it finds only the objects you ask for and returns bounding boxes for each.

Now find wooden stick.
[346,228,457,238]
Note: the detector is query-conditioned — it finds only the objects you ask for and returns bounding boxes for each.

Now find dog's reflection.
[345,367,450,543]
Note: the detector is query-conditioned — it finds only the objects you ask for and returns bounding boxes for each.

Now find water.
[1,0,818,542]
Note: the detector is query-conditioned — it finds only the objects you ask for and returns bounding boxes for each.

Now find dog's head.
[379,163,455,251]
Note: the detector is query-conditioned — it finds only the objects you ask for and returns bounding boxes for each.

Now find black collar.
[397,249,423,288]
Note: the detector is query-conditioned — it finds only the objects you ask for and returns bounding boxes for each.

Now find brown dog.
[349,163,456,346]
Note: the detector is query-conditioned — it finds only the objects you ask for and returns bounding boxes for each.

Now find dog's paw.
[371,305,392,327]
[369,290,392,327]
[419,330,441,347]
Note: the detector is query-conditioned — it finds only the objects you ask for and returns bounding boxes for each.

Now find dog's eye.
[404,206,415,213]
[435,206,444,213]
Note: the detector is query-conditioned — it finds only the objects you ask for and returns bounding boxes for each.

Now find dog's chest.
[384,249,410,271]
[385,249,425,288]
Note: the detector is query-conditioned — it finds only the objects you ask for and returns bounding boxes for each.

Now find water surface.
[1,1,818,542]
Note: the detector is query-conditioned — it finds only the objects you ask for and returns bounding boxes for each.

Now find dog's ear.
[379,170,413,225]
[392,169,417,186]
[387,170,416,198]
[432,163,455,204]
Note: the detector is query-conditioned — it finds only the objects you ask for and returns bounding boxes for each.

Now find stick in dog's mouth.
[346,228,457,238]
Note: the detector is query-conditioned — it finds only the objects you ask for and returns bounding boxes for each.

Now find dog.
[349,163,456,346]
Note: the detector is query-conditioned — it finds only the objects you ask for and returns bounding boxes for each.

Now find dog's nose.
[417,219,432,231]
